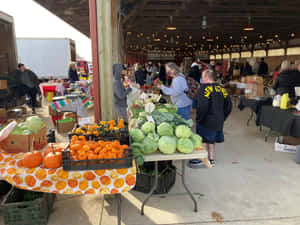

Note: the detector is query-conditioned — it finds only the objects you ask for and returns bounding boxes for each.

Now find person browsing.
[157,62,192,120]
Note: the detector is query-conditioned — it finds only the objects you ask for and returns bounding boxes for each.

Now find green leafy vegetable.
[157,122,173,136]
[141,122,155,134]
[190,133,202,149]
[158,136,177,154]
[129,128,145,142]
[147,132,160,142]
[175,125,192,138]
[177,138,194,154]
[142,137,158,154]
[25,116,44,133]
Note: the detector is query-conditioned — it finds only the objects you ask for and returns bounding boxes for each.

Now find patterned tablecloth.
[0,145,136,195]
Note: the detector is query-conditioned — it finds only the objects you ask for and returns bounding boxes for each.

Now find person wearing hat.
[17,63,39,114]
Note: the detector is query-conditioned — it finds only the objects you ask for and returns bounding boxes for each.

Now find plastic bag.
[0,121,17,142]
[127,85,140,108]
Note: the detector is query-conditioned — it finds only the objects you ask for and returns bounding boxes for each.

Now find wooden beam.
[111,0,120,64]
[89,0,101,122]
[96,0,114,120]
[122,0,149,27]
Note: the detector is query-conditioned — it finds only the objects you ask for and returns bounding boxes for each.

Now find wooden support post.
[111,0,120,64]
[96,0,114,120]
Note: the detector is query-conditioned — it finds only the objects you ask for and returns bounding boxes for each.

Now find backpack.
[178,74,200,99]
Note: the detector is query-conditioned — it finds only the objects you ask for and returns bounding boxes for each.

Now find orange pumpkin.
[23,151,43,168]
[44,150,62,169]
[44,146,62,157]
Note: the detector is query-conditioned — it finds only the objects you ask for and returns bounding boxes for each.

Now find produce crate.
[134,163,176,194]
[70,124,129,143]
[1,188,55,225]
[62,136,132,171]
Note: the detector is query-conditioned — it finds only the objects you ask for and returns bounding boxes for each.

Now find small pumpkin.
[23,151,43,168]
[44,146,62,157]
[117,119,125,129]
[44,149,62,169]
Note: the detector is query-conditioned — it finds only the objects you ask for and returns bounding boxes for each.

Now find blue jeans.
[177,105,191,120]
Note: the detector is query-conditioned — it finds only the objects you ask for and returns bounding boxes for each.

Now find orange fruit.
[83,171,96,181]
[55,181,67,190]
[25,175,36,187]
[113,178,124,189]
[100,176,111,186]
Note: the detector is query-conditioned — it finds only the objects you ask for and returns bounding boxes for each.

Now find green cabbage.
[147,132,160,142]
[158,136,177,154]
[190,133,202,149]
[141,122,155,134]
[129,128,145,142]
[177,138,194,154]
[142,137,158,154]
[158,108,168,113]
[25,116,44,133]
[175,125,192,138]
[157,122,173,136]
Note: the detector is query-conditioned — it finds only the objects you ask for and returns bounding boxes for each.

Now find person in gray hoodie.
[113,64,132,123]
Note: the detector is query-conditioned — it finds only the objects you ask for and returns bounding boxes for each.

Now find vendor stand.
[238,96,272,126]
[258,105,300,141]
[40,83,65,97]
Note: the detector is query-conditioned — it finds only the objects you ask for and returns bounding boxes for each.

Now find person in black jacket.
[273,60,300,98]
[188,62,201,82]
[134,63,146,86]
[68,63,79,83]
[158,62,166,84]
[258,58,268,77]
[189,69,232,168]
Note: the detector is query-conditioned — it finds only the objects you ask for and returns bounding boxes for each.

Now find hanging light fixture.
[243,16,254,31]
[166,16,177,31]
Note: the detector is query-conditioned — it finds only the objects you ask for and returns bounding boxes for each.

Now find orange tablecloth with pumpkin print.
[0,148,136,195]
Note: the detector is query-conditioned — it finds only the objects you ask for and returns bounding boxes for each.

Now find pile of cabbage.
[11,116,45,135]
[129,105,202,165]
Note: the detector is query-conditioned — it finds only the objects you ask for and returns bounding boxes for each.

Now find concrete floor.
[2,105,300,225]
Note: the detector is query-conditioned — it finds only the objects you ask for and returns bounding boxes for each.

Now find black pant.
[26,87,37,109]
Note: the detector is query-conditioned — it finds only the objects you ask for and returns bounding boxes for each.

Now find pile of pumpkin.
[69,135,129,160]
[22,145,63,169]
[73,119,125,136]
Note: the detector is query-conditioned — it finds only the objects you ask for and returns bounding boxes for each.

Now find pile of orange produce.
[69,136,129,160]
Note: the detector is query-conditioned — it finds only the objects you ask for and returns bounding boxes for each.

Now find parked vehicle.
[17,38,76,79]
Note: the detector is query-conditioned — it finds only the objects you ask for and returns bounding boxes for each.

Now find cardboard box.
[0,108,7,122]
[32,126,47,150]
[7,109,23,119]
[1,133,33,153]
[275,137,300,153]
[280,136,300,146]
[64,112,77,120]
[0,80,7,90]
[57,119,75,133]
[246,83,264,98]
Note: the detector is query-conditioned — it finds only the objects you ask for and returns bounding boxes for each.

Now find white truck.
[16,38,76,79]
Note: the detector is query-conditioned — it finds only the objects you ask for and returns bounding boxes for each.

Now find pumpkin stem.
[51,144,56,155]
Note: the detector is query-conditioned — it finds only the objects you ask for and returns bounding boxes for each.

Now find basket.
[62,135,132,171]
[134,163,176,194]
[1,188,55,225]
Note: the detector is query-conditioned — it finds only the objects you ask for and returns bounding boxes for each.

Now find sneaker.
[188,159,206,169]
[210,159,216,167]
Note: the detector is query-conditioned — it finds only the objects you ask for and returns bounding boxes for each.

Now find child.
[190,69,232,168]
